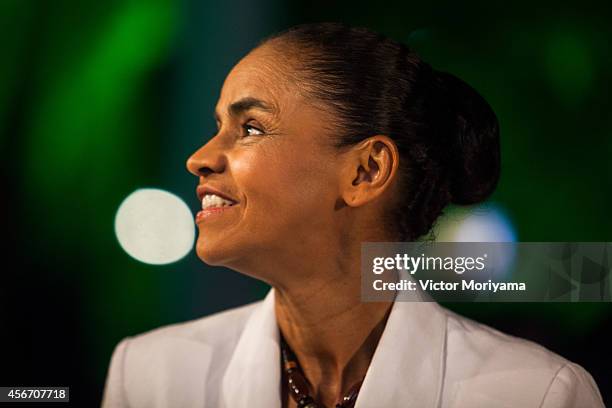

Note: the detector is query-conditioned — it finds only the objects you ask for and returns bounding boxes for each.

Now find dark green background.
[2,0,610,405]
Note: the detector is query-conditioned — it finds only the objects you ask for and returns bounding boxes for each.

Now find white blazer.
[102,287,604,407]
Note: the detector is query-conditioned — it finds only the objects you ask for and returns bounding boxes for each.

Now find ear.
[340,135,400,208]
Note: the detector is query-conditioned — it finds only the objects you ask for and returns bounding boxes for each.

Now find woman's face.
[186,45,345,280]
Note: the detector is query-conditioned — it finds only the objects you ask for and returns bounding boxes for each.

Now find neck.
[274,273,392,407]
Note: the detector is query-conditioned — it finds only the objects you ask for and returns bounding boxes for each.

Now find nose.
[186,137,226,177]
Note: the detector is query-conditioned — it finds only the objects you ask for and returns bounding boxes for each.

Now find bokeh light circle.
[435,203,517,243]
[114,188,195,265]
[434,203,517,279]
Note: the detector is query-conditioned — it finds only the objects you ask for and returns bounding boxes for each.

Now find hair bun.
[432,70,501,205]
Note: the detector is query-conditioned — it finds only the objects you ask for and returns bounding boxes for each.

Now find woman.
[102,23,604,407]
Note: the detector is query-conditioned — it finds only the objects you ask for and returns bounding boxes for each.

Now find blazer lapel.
[221,271,447,408]
[221,288,281,408]
[355,269,448,407]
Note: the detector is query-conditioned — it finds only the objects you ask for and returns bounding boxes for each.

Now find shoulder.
[443,307,568,373]
[126,299,261,347]
[119,299,262,367]
[439,307,604,407]
[101,300,262,407]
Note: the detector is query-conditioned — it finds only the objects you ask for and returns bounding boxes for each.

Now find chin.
[195,237,275,283]
[195,238,234,267]
[194,235,255,270]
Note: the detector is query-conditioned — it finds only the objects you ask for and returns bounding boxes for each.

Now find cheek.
[234,143,335,228]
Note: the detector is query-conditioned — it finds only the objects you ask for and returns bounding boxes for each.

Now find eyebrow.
[214,97,276,122]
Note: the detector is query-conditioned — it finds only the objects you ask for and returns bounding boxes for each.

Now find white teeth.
[201,194,235,210]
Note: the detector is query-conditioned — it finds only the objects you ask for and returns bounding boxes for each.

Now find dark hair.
[259,22,501,241]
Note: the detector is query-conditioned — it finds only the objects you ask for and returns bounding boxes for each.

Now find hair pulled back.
[260,22,501,241]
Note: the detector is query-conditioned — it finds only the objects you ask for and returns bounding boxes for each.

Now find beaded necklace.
[280,336,363,408]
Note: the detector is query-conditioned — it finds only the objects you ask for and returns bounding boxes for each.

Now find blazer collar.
[222,272,447,408]
[221,288,281,408]
[355,290,447,407]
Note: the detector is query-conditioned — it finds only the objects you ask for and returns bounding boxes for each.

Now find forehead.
[216,47,295,117]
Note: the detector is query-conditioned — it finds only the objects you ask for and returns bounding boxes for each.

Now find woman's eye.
[243,123,264,137]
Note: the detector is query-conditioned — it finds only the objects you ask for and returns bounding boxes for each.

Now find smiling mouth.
[196,195,239,223]
[201,192,238,208]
